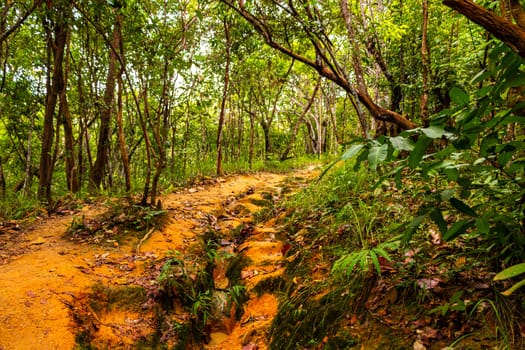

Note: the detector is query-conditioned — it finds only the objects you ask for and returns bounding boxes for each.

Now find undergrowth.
[270,161,525,349]
[65,202,167,245]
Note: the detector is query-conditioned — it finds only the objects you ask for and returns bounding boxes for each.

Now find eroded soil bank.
[0,169,316,349]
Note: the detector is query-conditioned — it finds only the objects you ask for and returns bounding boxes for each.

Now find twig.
[136,227,155,254]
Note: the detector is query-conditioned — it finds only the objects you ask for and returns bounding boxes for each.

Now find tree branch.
[0,0,42,43]
[443,0,525,59]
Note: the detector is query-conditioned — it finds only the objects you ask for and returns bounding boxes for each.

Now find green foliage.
[494,263,525,296]
[331,243,394,277]
[0,192,41,220]
[333,43,525,268]
[430,291,467,316]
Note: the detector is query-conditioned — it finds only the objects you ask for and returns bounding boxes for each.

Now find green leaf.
[389,136,414,151]
[429,208,447,235]
[402,214,426,242]
[475,216,490,234]
[369,250,381,276]
[501,278,525,296]
[341,144,364,160]
[449,87,469,106]
[353,148,369,171]
[374,247,392,261]
[504,72,525,88]
[480,133,498,157]
[442,219,474,241]
[409,136,432,169]
[368,144,388,171]
[498,151,513,167]
[494,263,525,280]
[450,197,478,217]
[508,160,525,173]
[420,126,450,139]
[443,167,458,181]
[441,189,455,201]
[470,69,491,85]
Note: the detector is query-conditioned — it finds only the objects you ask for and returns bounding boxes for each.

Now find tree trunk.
[89,13,121,192]
[443,0,525,59]
[150,59,171,207]
[248,108,255,169]
[217,16,231,176]
[0,158,6,199]
[23,113,34,196]
[280,79,320,161]
[421,0,430,126]
[116,67,131,194]
[38,6,69,203]
[139,85,154,206]
[60,31,79,193]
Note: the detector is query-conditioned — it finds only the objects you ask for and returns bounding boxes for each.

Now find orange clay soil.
[0,168,317,350]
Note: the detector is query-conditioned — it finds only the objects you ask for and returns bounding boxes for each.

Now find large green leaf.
[368,144,388,171]
[442,219,475,241]
[449,87,469,106]
[402,214,427,242]
[389,136,414,151]
[429,208,447,235]
[494,263,525,280]
[450,198,478,217]
[408,136,432,169]
[341,144,364,160]
[420,126,451,139]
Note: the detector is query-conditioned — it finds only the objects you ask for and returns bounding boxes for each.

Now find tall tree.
[38,0,71,202]
[217,15,231,176]
[89,10,121,191]
[420,0,430,126]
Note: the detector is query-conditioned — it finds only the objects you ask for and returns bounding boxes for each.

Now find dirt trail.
[0,168,316,349]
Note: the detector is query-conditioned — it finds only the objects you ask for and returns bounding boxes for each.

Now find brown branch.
[223,0,417,130]
[443,0,525,59]
[0,0,42,43]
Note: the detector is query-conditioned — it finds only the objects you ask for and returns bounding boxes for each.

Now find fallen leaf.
[417,326,440,339]
[413,339,426,350]
[241,270,257,279]
[416,278,441,290]
[30,237,46,245]
[213,260,230,289]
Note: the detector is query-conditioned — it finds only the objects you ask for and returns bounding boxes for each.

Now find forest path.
[0,167,317,349]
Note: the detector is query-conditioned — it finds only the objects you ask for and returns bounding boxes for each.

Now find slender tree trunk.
[139,85,154,206]
[0,159,5,199]
[340,0,371,137]
[116,53,130,194]
[89,12,121,191]
[280,79,320,161]
[38,7,69,203]
[23,113,34,196]
[61,31,79,192]
[248,109,255,169]
[258,120,271,157]
[150,59,171,207]
[217,16,231,176]
[421,0,430,126]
